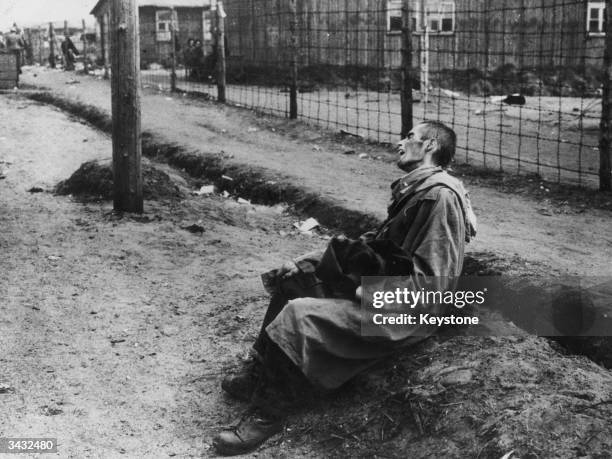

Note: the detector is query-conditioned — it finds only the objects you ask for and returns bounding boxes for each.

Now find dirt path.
[22,67,612,278]
[2,92,612,459]
[0,95,325,457]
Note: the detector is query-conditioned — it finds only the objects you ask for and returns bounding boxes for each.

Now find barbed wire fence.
[93,1,612,190]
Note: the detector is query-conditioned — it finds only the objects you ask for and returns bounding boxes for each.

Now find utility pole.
[110,0,143,212]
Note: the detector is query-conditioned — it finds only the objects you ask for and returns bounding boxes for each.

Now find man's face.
[397,124,430,172]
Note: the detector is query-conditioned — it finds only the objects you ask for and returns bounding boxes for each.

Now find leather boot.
[221,360,261,402]
[213,410,284,456]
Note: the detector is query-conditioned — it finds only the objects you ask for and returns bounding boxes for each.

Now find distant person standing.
[0,32,6,50]
[60,33,79,71]
[5,27,24,74]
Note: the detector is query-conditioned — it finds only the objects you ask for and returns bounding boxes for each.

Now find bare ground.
[1,77,611,458]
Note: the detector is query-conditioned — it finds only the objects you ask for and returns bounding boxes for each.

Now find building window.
[387,0,454,34]
[387,0,419,33]
[156,9,172,41]
[427,1,455,33]
[587,2,605,35]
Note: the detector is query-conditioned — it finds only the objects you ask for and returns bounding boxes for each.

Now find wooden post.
[420,0,429,104]
[216,1,227,103]
[49,22,56,68]
[64,20,69,37]
[400,0,413,138]
[288,0,298,119]
[39,26,44,64]
[170,8,177,91]
[100,15,109,79]
[82,19,89,73]
[110,0,143,212]
[599,0,612,191]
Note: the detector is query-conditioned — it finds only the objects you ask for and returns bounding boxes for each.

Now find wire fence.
[59,1,612,189]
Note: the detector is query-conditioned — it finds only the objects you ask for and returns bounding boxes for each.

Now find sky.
[0,0,99,31]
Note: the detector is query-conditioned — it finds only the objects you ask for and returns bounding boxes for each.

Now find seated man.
[213,120,477,456]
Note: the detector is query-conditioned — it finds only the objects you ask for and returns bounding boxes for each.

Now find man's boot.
[212,410,284,456]
[221,360,261,402]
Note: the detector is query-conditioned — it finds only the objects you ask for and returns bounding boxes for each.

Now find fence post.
[100,15,109,79]
[170,8,177,91]
[400,0,413,137]
[216,1,227,103]
[600,0,612,191]
[82,19,89,73]
[39,26,44,64]
[289,0,298,119]
[49,23,56,68]
[110,0,143,212]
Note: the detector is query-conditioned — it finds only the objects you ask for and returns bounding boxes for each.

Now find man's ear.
[424,138,438,154]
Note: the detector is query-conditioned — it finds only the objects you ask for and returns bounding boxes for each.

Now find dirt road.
[0,95,324,457]
[21,67,612,278]
[1,84,612,458]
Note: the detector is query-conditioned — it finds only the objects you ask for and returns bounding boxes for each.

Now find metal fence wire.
[133,0,607,188]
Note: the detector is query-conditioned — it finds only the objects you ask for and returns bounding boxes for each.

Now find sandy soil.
[2,75,612,458]
[0,95,325,457]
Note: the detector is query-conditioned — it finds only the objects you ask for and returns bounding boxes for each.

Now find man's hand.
[277,260,300,279]
[355,286,363,301]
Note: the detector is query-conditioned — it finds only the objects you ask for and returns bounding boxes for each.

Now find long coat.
[265,166,477,390]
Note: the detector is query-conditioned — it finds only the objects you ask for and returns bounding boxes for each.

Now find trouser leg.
[250,334,319,419]
[253,272,327,356]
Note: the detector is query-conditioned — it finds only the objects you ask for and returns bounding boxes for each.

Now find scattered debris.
[28,186,44,193]
[247,127,259,133]
[237,197,251,205]
[41,405,64,416]
[312,145,322,152]
[182,223,205,234]
[47,255,61,261]
[475,106,507,115]
[358,153,370,160]
[441,89,462,99]
[294,217,320,233]
[0,384,15,394]
[344,150,356,155]
[110,338,126,345]
[439,369,473,386]
[192,185,215,196]
[221,175,233,182]
[339,129,363,138]
[222,190,230,198]
[65,79,80,85]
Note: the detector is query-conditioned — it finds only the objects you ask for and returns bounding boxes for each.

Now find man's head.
[396,121,456,172]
